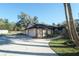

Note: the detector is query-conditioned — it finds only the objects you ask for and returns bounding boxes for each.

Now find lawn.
[49,38,79,56]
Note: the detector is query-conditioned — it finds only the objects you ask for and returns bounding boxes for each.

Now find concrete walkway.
[0,35,57,56]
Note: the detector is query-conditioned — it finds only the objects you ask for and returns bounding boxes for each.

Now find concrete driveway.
[0,35,57,56]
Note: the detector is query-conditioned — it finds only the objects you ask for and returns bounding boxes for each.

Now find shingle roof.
[26,24,53,29]
[25,24,65,30]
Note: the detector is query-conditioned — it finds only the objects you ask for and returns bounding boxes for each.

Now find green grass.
[49,38,79,56]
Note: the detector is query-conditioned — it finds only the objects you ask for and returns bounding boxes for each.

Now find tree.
[57,24,61,27]
[4,19,10,30]
[52,23,56,26]
[9,22,16,31]
[17,12,31,30]
[17,12,39,30]
[64,3,79,47]
[32,16,38,24]
[18,12,29,27]
[0,18,5,29]
[0,18,10,30]
[0,18,16,31]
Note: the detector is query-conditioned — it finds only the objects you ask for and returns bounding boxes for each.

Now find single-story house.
[25,24,53,38]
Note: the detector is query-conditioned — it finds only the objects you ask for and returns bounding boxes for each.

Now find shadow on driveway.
[11,43,49,47]
[0,35,12,45]
[6,34,33,41]
[0,49,57,56]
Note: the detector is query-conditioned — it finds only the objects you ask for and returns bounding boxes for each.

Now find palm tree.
[64,3,79,47]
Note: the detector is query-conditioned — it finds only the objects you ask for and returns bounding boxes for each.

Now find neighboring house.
[0,30,8,34]
[25,24,53,38]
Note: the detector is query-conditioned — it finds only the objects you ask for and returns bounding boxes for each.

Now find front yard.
[49,38,79,56]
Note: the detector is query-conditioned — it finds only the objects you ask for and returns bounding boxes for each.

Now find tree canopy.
[16,12,39,30]
[0,18,15,31]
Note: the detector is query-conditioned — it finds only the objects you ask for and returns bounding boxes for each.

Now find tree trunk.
[64,3,79,47]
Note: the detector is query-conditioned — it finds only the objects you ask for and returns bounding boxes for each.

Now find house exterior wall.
[43,29,46,37]
[37,29,43,38]
[26,28,36,37]
[26,28,53,38]
[25,30,28,34]
[48,29,52,35]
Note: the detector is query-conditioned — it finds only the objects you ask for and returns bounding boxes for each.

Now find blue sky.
[0,3,78,25]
